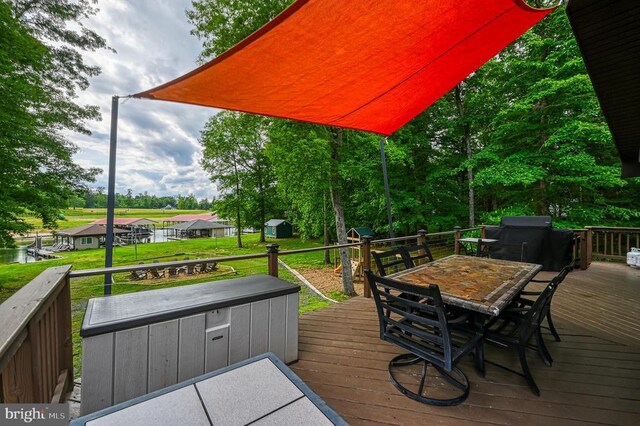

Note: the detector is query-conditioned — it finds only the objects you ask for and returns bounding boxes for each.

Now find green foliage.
[0,1,108,246]
[200,112,281,242]
[266,121,332,239]
[186,2,640,242]
[187,0,292,61]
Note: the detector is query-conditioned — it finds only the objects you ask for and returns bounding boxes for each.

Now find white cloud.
[71,0,219,200]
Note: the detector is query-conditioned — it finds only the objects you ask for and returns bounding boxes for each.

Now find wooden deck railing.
[0,265,73,403]
[586,226,640,261]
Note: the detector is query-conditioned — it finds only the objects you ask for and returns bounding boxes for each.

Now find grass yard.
[0,232,345,377]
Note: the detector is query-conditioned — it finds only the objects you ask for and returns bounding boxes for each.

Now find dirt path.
[297,267,365,296]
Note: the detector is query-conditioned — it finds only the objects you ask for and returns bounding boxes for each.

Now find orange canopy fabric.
[135,0,555,135]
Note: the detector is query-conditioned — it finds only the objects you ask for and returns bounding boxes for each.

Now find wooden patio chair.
[185,262,196,275]
[196,262,208,274]
[167,266,179,278]
[365,270,484,406]
[148,260,164,279]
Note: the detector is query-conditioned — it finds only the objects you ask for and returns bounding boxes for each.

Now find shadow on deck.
[291,262,640,425]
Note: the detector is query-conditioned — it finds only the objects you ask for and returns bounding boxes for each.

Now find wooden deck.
[291,262,640,425]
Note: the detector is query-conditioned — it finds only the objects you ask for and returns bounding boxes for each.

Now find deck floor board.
[292,262,640,425]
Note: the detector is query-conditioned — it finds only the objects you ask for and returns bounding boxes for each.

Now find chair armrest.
[520,290,542,295]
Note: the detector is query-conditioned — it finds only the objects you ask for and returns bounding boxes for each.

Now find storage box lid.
[81,274,299,337]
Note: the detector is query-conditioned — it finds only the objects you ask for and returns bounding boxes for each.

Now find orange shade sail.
[135,0,555,135]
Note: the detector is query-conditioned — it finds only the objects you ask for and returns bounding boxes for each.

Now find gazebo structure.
[165,219,232,240]
[54,224,128,250]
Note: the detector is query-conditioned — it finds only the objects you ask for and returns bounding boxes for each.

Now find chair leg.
[518,344,540,396]
[534,328,553,367]
[474,341,485,377]
[547,311,561,341]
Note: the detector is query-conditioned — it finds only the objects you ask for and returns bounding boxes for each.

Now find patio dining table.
[389,254,542,317]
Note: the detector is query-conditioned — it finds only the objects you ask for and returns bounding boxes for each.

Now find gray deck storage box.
[80,275,299,415]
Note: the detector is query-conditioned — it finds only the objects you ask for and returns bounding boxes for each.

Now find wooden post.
[266,244,279,278]
[580,230,589,270]
[480,225,486,239]
[585,227,593,266]
[56,276,73,397]
[417,229,427,247]
[454,226,461,255]
[362,236,372,298]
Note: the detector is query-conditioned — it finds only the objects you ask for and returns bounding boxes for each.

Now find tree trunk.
[323,191,331,264]
[329,128,355,296]
[454,84,475,227]
[258,176,265,243]
[233,162,242,248]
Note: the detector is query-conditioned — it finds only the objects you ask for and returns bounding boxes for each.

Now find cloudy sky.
[73,0,218,199]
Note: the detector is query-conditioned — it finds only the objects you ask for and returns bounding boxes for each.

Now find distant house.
[162,213,234,236]
[92,218,158,243]
[265,219,293,239]
[54,224,128,250]
[162,204,176,210]
[166,219,232,239]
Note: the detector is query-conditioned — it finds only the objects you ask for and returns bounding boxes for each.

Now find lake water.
[1,229,180,264]
[0,246,38,264]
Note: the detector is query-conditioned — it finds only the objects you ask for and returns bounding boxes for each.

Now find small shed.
[54,224,128,250]
[265,219,293,239]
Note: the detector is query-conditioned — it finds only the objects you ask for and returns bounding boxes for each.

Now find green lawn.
[0,233,343,377]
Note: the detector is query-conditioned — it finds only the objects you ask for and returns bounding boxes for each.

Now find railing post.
[56,275,73,398]
[417,229,427,247]
[585,227,593,267]
[580,229,589,270]
[266,244,280,278]
[454,226,461,255]
[480,225,486,239]
[362,236,372,298]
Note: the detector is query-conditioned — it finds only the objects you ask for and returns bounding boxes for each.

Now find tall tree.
[187,0,292,61]
[187,0,358,294]
[0,1,106,246]
[471,8,633,227]
[200,112,278,246]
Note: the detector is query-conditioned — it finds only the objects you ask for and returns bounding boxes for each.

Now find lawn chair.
[196,262,208,274]
[148,260,164,279]
[185,264,195,275]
